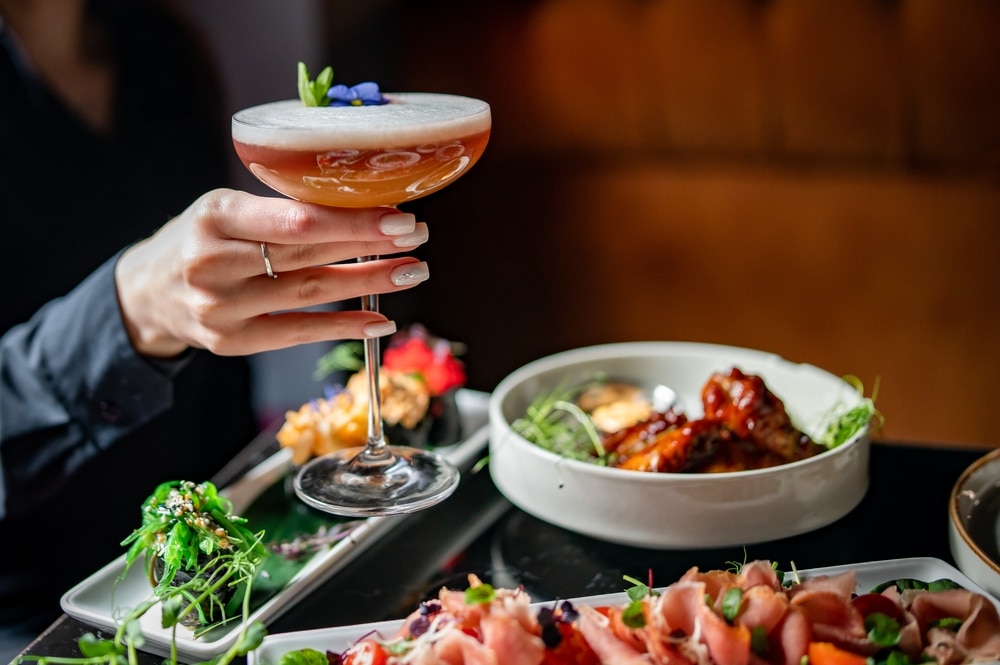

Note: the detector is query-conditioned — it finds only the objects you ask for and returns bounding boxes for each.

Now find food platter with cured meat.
[250,557,1000,665]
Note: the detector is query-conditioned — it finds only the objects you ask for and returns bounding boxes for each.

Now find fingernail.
[392,223,429,248]
[363,320,397,338]
[379,212,416,236]
[391,261,429,286]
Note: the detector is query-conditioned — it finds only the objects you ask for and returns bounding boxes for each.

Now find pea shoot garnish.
[621,572,658,628]
[511,374,610,463]
[121,480,269,628]
[819,375,883,448]
[21,481,269,665]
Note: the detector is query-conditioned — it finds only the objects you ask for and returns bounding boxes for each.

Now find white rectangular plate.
[249,557,1000,665]
[60,389,491,662]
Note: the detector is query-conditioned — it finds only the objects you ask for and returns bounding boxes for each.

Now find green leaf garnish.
[465,584,497,604]
[622,573,658,601]
[234,622,268,656]
[865,612,902,648]
[511,374,609,463]
[930,617,963,631]
[884,650,915,665]
[297,62,333,107]
[621,601,646,628]
[750,625,770,657]
[78,633,118,658]
[385,640,415,657]
[314,341,365,381]
[278,648,329,665]
[818,375,883,448]
[869,577,960,594]
[619,573,656,628]
[721,587,743,623]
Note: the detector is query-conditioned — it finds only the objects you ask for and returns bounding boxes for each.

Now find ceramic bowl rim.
[949,446,1000,577]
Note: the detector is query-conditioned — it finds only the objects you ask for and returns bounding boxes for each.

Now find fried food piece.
[276,369,431,465]
[609,367,824,473]
[577,381,653,434]
[614,418,721,473]
[701,367,825,463]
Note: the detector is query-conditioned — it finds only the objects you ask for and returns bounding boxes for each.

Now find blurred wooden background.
[372,0,1000,447]
[191,0,1000,447]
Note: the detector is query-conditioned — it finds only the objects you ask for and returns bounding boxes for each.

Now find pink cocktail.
[233,95,490,207]
[233,92,491,517]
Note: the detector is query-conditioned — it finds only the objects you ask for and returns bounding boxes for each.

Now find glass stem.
[359,255,388,457]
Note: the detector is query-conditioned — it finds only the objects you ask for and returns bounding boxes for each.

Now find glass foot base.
[293,446,461,517]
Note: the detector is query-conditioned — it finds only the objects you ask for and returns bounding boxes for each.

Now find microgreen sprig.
[297,62,333,107]
[620,572,658,629]
[819,375,884,448]
[511,375,609,463]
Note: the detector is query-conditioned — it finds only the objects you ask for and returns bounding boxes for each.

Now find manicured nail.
[391,261,429,286]
[392,223,429,248]
[379,212,416,236]
[363,320,397,338]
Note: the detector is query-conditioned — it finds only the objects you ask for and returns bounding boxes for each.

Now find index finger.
[203,189,417,245]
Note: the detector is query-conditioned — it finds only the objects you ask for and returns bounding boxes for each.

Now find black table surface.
[13,438,995,665]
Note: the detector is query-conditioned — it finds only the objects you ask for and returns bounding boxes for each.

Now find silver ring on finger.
[260,242,278,279]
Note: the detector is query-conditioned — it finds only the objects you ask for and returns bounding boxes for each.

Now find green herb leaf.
[930,617,963,631]
[927,579,961,593]
[314,341,365,381]
[465,584,497,604]
[885,650,913,665]
[818,376,883,448]
[279,648,329,665]
[124,617,145,650]
[77,634,118,658]
[750,625,770,657]
[385,640,414,657]
[621,601,646,628]
[297,62,333,107]
[869,577,960,594]
[234,622,268,655]
[721,588,743,623]
[865,612,901,648]
[511,374,609,463]
[623,574,657,601]
[770,561,787,587]
[160,595,184,629]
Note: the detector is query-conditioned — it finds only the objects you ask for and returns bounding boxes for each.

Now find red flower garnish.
[383,326,466,396]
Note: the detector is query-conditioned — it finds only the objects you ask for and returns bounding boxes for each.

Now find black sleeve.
[0,251,182,520]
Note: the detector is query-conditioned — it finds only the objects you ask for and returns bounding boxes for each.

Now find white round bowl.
[488,342,871,548]
[949,447,1000,599]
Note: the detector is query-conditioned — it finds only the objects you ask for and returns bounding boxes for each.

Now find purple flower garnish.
[327,82,388,107]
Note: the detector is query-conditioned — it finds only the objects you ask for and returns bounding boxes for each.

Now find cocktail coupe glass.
[232,92,491,516]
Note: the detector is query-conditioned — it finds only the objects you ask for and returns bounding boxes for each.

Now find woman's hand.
[115,189,431,358]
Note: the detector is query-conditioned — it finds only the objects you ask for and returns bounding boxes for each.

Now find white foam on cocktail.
[232,93,491,150]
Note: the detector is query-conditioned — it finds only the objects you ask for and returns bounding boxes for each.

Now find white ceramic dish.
[60,389,490,662]
[949,446,1000,600]
[248,557,995,665]
[488,342,871,548]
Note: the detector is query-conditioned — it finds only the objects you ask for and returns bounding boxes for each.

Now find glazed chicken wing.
[607,367,825,473]
[701,367,825,463]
